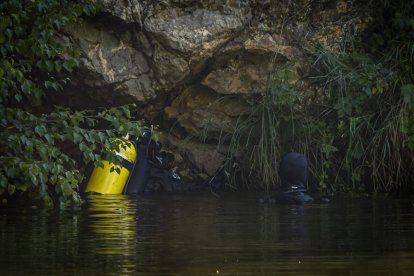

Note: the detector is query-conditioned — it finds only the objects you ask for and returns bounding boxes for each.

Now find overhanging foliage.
[0,0,145,206]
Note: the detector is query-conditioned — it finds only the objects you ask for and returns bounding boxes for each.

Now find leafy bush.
[0,0,145,206]
[308,47,412,193]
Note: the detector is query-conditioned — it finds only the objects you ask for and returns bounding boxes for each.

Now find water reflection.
[85,194,137,256]
[0,194,413,275]
[258,205,312,252]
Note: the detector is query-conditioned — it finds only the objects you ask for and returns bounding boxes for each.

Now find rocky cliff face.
[59,0,372,180]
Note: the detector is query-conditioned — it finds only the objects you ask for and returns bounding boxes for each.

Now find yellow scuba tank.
[85,136,136,194]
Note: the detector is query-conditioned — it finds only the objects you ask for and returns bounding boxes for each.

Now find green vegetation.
[0,0,144,206]
[221,1,414,194]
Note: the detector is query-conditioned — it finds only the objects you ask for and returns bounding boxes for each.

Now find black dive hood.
[279,152,308,192]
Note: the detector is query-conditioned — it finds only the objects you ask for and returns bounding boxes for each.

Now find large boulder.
[164,134,226,177]
[164,85,250,136]
[64,22,157,105]
[151,43,190,91]
[144,8,249,60]
[97,0,143,25]
[56,0,374,178]
[201,53,270,96]
[201,32,300,96]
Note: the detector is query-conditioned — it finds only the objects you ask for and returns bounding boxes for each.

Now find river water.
[1,193,413,275]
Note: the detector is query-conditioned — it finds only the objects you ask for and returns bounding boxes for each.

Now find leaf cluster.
[0,0,146,207]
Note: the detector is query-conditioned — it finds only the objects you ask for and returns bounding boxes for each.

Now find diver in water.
[259,152,321,204]
[276,152,314,204]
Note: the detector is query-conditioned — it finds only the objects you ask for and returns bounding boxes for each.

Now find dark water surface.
[1,193,413,275]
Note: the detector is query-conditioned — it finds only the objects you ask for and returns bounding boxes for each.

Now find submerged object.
[85,137,136,194]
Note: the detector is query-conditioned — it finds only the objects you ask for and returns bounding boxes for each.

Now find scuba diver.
[123,130,182,195]
[259,152,328,204]
[82,130,182,195]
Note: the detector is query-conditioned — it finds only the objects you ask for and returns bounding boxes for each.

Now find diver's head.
[278,152,308,189]
[141,129,152,143]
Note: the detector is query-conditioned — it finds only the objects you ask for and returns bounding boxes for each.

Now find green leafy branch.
[0,0,147,206]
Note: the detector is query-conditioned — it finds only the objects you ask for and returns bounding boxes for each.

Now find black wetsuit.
[259,152,315,204]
